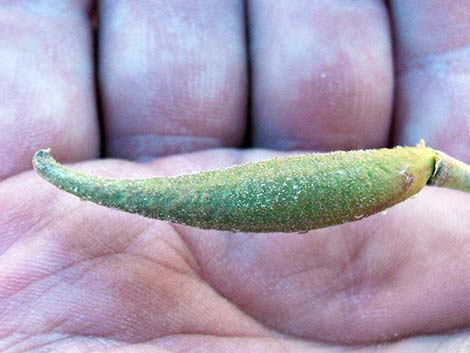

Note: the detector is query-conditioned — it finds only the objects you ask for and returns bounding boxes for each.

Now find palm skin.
[1,1,470,352]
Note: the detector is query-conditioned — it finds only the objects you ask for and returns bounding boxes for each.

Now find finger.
[99,0,247,160]
[249,0,394,151]
[0,1,100,181]
[391,0,470,161]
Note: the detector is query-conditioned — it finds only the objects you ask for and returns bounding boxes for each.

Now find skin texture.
[1,1,470,352]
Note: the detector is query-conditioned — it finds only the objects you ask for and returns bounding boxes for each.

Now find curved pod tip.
[33,149,52,174]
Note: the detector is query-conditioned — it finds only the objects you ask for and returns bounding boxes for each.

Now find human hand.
[1,1,470,352]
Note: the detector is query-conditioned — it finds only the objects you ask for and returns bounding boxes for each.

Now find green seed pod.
[32,143,470,233]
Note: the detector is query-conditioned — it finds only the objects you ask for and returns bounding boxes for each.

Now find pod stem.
[428,150,470,192]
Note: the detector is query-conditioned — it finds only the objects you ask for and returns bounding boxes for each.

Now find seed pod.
[32,143,470,233]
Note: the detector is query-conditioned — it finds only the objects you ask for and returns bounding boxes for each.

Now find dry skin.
[33,143,470,233]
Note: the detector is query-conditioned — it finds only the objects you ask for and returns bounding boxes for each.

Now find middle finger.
[249,0,394,152]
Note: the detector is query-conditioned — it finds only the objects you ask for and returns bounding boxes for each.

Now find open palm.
[1,1,470,352]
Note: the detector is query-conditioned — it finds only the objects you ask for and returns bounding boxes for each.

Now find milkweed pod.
[32,142,470,233]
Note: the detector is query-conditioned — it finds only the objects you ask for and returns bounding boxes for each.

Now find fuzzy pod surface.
[33,144,470,233]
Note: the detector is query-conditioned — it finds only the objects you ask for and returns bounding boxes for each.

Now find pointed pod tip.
[33,148,51,159]
[32,148,56,177]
